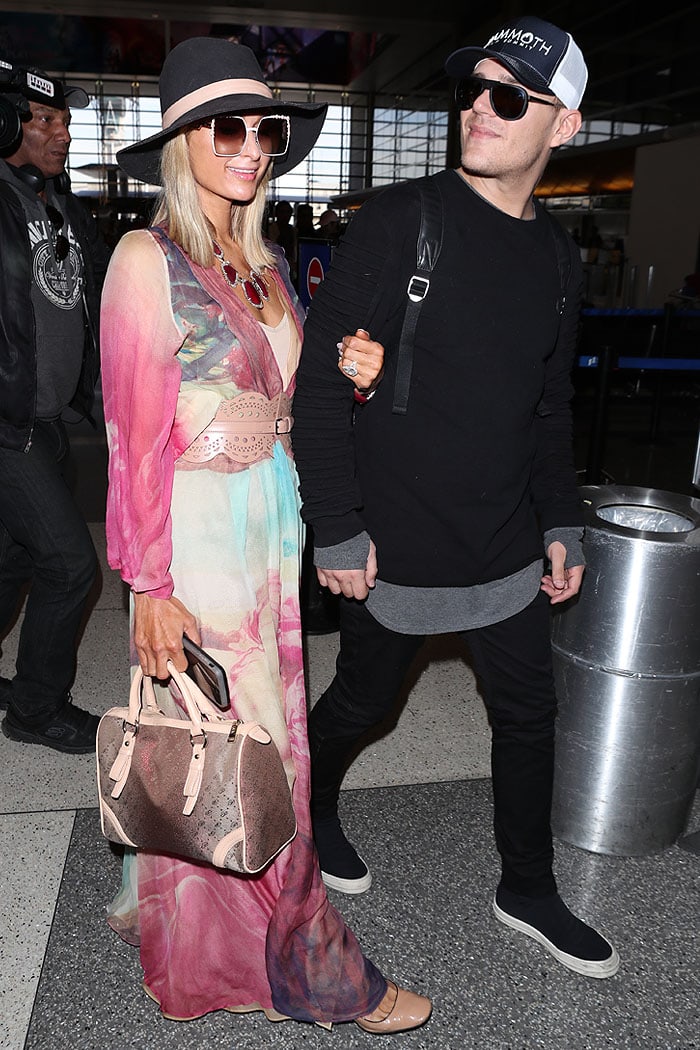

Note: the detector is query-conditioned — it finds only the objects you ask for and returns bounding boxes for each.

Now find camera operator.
[0,63,109,754]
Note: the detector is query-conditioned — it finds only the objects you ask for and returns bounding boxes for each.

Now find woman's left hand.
[337,328,385,393]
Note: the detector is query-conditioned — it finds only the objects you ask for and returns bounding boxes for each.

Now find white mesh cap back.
[550,34,588,109]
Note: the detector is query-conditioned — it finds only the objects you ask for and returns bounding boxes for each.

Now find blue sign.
[297,238,334,311]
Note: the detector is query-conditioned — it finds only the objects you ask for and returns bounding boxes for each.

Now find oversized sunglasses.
[455,75,561,121]
[45,204,70,262]
[206,114,290,158]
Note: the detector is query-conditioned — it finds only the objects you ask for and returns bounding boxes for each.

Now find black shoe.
[493,886,620,978]
[314,816,372,894]
[2,697,99,754]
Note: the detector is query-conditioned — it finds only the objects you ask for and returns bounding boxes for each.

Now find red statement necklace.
[212,240,270,309]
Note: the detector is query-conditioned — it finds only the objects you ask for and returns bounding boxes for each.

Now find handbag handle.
[167,660,231,726]
[113,661,232,813]
[109,660,272,814]
[126,661,229,733]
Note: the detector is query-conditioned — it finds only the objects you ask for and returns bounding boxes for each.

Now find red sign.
[306,256,325,299]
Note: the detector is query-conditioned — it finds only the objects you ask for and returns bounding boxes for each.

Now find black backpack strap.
[545,210,573,316]
[535,210,576,421]
[392,178,444,415]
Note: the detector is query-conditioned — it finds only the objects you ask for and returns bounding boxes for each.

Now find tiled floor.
[1,380,699,1050]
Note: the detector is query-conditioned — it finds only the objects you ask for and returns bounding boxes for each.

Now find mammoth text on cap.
[486,28,554,56]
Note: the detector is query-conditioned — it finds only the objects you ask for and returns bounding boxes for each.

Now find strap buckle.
[274,415,293,434]
[407,275,430,303]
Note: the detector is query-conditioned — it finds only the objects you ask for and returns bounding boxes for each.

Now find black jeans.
[308,590,558,897]
[0,419,97,723]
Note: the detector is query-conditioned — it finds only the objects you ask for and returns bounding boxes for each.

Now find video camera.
[0,58,71,153]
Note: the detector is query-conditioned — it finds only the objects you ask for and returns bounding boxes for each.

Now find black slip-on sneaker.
[493,886,620,978]
[314,816,372,894]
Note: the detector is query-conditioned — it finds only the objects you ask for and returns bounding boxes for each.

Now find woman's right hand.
[337,328,385,393]
[132,592,200,679]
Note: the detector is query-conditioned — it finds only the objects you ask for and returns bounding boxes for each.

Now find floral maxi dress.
[100,227,385,1023]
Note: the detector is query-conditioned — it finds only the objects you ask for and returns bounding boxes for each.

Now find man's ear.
[551,108,582,148]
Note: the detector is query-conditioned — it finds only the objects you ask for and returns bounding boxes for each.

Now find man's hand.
[540,540,584,605]
[317,540,378,600]
[133,592,201,678]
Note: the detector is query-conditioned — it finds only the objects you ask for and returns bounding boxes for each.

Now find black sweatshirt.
[292,168,584,589]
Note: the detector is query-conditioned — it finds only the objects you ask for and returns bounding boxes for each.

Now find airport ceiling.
[1,0,699,133]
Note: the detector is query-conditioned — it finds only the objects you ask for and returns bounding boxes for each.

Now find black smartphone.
[182,635,230,710]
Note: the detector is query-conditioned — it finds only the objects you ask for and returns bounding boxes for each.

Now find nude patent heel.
[355,980,432,1034]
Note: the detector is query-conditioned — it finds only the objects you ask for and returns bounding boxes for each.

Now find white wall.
[626,133,700,307]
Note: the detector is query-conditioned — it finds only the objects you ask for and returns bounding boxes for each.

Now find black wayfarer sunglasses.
[45,204,70,262]
[455,75,561,121]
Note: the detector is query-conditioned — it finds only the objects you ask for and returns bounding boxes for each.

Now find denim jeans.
[0,419,97,723]
[309,590,558,897]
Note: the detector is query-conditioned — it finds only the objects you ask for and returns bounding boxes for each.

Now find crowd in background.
[93,196,345,293]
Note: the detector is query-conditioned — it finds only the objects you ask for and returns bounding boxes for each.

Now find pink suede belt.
[179,392,293,466]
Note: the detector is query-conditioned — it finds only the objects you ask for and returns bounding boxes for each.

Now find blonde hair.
[151,130,275,271]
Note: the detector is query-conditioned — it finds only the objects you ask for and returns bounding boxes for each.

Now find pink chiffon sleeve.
[100,229,186,599]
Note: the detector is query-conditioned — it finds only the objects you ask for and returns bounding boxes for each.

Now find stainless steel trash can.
[551,485,700,855]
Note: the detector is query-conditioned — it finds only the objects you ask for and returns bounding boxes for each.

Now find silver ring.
[342,360,359,378]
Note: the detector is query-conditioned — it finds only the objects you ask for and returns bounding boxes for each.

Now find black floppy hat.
[117,37,328,184]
